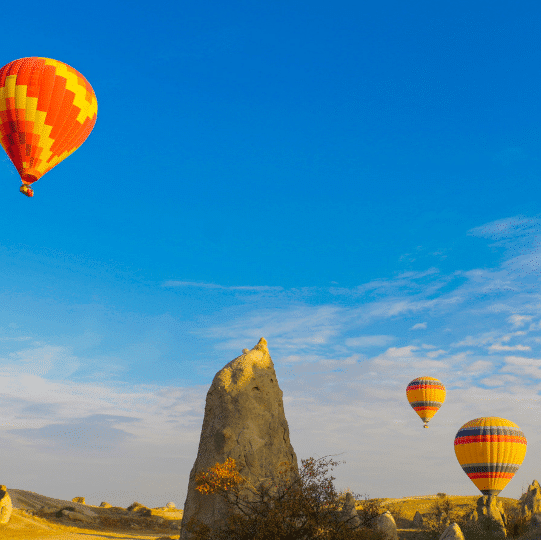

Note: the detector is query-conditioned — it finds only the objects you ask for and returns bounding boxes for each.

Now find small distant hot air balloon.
[0,57,97,197]
[406,376,446,428]
[454,417,527,499]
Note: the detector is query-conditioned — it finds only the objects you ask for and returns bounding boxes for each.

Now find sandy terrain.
[2,488,181,540]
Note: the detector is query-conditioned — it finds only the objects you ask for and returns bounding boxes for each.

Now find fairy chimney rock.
[180,338,299,539]
[0,486,12,525]
[519,480,541,517]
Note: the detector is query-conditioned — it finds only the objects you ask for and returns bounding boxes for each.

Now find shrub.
[182,454,387,540]
[355,495,386,529]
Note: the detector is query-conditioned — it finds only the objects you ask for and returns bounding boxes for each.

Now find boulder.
[100,501,112,508]
[179,338,299,540]
[439,522,466,540]
[72,496,85,504]
[60,509,95,523]
[71,505,98,518]
[413,510,424,527]
[339,492,361,530]
[0,486,12,525]
[166,501,176,509]
[372,510,398,540]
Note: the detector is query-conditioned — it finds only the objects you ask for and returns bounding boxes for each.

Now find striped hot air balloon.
[454,417,527,498]
[0,57,97,197]
[406,376,446,428]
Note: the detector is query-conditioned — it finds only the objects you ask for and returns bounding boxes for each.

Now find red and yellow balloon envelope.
[0,57,97,196]
[454,417,527,497]
[406,376,446,428]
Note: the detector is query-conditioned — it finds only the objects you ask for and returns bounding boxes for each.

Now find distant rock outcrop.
[0,486,12,525]
[72,496,85,504]
[413,510,424,527]
[519,480,541,518]
[372,510,398,540]
[100,501,112,508]
[127,501,151,516]
[166,501,176,509]
[467,495,507,539]
[180,338,299,540]
[439,522,465,540]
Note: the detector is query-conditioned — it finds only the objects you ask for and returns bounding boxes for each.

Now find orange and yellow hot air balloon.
[454,417,527,498]
[406,376,446,428]
[0,57,97,197]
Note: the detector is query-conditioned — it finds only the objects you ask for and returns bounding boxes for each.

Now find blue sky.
[0,0,540,509]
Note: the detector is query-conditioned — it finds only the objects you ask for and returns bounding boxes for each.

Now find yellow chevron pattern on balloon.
[406,376,446,428]
[454,417,527,496]
[0,57,97,194]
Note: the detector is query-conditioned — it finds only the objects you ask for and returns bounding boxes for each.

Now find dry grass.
[2,489,529,540]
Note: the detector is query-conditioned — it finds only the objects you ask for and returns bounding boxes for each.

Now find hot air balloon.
[454,417,527,499]
[0,57,97,197]
[406,376,446,428]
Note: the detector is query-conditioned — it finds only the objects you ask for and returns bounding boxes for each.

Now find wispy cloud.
[488,344,531,352]
[345,335,395,348]
[509,314,533,328]
[5,214,541,506]
[410,322,427,330]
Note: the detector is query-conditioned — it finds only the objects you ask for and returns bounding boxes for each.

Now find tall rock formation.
[467,495,507,539]
[519,480,541,517]
[0,486,12,525]
[180,338,299,539]
[338,492,361,530]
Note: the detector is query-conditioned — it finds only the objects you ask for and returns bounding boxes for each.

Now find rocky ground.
[2,489,183,540]
[0,490,527,540]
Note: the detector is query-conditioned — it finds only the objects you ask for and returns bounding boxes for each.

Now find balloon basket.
[20,185,34,197]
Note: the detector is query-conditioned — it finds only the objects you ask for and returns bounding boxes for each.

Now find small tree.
[355,494,386,529]
[182,454,386,540]
[434,494,455,521]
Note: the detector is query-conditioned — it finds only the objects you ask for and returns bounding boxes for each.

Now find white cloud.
[508,315,533,328]
[464,360,494,373]
[345,335,395,348]
[503,356,541,379]
[426,349,446,358]
[488,344,531,353]
[410,322,427,330]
